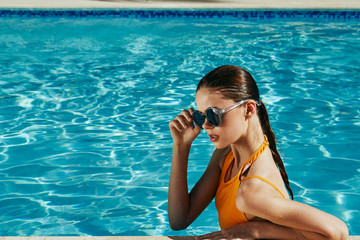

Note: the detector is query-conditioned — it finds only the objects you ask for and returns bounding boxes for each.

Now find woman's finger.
[174,114,190,129]
[181,109,193,122]
[188,107,195,115]
[197,231,226,240]
[169,119,185,132]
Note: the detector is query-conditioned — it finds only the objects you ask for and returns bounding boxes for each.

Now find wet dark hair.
[197,65,293,200]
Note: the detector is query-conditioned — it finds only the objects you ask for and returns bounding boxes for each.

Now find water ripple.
[0,17,359,235]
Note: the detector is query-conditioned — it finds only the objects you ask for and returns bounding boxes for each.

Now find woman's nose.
[202,118,214,129]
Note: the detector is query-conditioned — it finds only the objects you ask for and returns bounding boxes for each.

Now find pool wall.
[0,9,359,20]
[0,0,360,9]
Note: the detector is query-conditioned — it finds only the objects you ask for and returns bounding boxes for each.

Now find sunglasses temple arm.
[221,100,249,114]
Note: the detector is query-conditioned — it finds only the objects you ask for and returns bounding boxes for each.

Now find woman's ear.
[245,100,257,118]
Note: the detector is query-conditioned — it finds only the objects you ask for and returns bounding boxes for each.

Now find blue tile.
[0,9,359,21]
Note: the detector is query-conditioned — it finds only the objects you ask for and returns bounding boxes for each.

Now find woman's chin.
[213,142,228,150]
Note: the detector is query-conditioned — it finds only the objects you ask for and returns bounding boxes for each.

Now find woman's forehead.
[195,88,235,111]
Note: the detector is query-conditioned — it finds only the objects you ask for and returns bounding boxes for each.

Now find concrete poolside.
[0,0,360,9]
[0,237,190,240]
[0,236,359,240]
[0,237,359,240]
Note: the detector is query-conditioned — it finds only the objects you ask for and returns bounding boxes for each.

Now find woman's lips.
[209,134,219,142]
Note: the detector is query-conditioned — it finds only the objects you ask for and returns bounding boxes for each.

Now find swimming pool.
[0,9,359,236]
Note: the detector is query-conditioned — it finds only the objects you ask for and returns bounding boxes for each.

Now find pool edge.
[0,237,359,239]
[0,0,360,9]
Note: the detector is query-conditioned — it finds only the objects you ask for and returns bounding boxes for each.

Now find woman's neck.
[230,121,265,169]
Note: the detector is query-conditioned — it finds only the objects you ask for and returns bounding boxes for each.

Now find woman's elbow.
[326,221,349,240]
[168,217,189,231]
[169,221,188,231]
[170,223,186,231]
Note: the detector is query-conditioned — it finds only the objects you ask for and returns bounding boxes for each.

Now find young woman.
[168,65,349,239]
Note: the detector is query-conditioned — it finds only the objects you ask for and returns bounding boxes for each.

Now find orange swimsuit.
[215,136,286,230]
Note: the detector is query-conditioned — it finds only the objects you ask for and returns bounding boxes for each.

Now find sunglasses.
[192,99,249,129]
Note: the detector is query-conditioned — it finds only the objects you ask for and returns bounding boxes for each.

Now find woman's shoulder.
[238,149,290,201]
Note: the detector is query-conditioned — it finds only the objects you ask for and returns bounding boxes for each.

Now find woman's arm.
[168,142,192,230]
[198,177,348,239]
[236,178,349,240]
[168,146,224,230]
[197,219,348,240]
[168,108,224,230]
[197,203,347,240]
[196,221,307,240]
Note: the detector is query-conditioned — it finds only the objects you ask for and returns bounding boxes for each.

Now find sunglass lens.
[193,111,205,129]
[206,109,221,126]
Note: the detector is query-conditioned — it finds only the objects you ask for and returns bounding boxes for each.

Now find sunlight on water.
[0,16,359,236]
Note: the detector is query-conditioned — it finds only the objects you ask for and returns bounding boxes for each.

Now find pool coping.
[0,236,359,239]
[0,0,360,9]
[0,237,359,239]
[3,237,186,240]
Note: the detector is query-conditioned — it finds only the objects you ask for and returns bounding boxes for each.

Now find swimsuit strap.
[238,135,269,177]
[240,175,286,199]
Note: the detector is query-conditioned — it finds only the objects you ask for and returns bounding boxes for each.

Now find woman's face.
[195,87,248,149]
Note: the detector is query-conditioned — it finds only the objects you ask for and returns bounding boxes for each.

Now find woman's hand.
[196,221,308,240]
[196,226,253,240]
[169,108,201,146]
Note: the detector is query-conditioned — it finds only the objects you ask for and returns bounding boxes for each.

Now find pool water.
[0,12,359,236]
